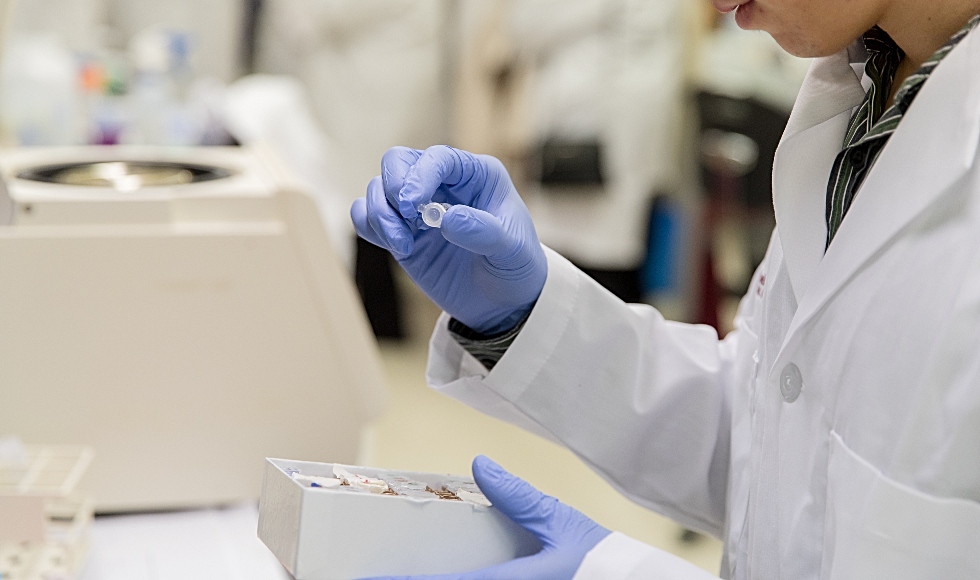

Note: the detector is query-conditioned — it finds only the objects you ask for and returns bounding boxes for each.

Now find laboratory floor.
[359,278,724,575]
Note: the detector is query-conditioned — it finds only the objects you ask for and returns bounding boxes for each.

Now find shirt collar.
[862,15,980,120]
[860,26,904,125]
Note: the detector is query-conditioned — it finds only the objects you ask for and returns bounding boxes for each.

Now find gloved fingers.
[381,146,424,215]
[440,206,522,266]
[472,456,557,539]
[398,146,481,219]
[365,175,414,258]
[350,197,389,250]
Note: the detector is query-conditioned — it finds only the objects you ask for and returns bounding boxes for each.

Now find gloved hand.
[350,146,547,334]
[360,455,612,580]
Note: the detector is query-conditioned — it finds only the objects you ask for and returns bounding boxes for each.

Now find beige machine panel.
[0,146,387,512]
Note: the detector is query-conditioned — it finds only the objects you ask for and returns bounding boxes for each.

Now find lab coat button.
[779,363,803,403]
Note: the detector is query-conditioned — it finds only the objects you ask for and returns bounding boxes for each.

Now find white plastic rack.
[0,445,94,580]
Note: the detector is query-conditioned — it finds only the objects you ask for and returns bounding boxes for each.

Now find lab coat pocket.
[821,431,980,580]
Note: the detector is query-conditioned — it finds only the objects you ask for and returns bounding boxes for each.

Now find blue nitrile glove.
[350,146,547,334]
[360,456,612,580]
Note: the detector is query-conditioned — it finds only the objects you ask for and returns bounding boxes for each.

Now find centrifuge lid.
[16,160,233,191]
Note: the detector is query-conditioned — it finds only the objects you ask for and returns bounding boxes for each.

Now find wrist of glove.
[361,456,612,580]
[351,146,547,335]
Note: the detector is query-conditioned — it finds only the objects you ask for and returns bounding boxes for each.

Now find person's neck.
[878,0,980,103]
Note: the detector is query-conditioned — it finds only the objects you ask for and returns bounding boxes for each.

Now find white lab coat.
[256,0,447,206]
[426,24,980,580]
[511,0,687,270]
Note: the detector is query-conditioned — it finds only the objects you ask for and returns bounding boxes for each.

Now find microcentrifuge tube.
[418,202,451,228]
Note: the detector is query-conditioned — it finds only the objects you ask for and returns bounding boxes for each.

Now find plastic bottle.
[0,35,80,145]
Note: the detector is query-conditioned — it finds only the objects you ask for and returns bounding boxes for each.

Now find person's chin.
[771,29,856,59]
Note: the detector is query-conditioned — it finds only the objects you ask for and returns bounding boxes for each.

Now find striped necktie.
[824,16,980,248]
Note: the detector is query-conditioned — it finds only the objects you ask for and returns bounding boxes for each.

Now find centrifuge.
[0,145,386,511]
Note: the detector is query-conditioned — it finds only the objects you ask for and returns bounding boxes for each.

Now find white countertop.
[80,503,290,580]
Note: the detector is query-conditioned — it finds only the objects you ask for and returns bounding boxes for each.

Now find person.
[351,0,980,577]
[258,0,449,337]
[477,0,688,303]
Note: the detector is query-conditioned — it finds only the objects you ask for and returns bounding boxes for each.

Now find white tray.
[257,458,539,579]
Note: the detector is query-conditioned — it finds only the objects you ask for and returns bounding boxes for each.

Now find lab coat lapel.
[772,47,867,301]
[785,26,980,339]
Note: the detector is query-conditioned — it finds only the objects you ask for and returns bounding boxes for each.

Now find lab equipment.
[351,146,547,334]
[417,201,450,228]
[0,442,94,580]
[257,458,540,579]
[0,145,386,512]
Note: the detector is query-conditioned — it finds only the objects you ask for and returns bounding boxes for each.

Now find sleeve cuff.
[448,313,531,370]
[426,246,581,396]
[573,533,721,580]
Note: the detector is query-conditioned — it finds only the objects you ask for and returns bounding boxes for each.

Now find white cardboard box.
[257,458,540,579]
